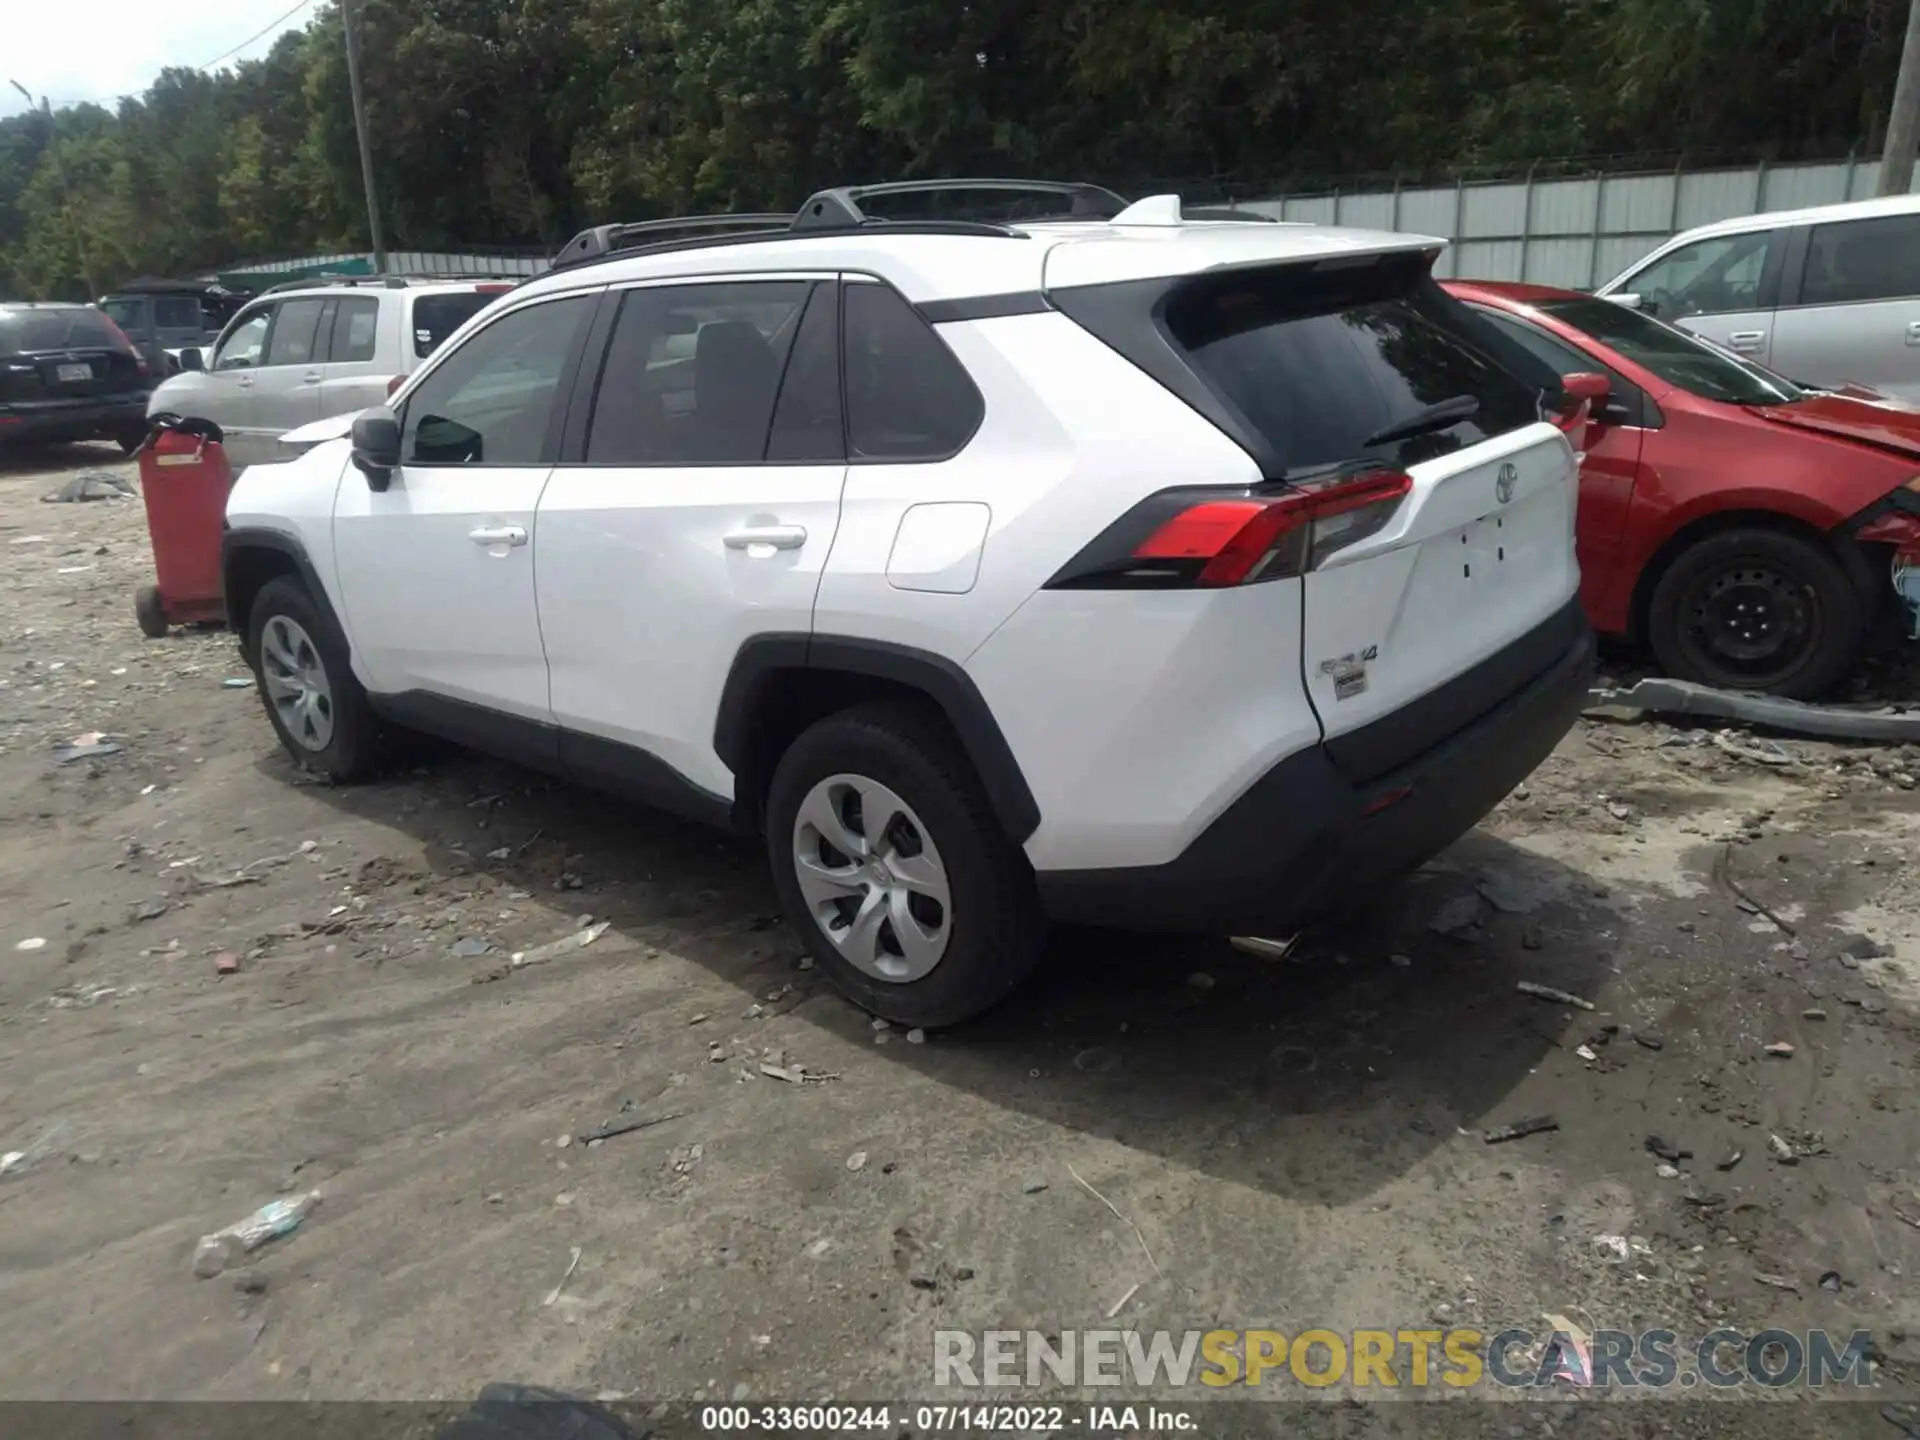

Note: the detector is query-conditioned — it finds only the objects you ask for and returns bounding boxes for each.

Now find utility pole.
[340,0,388,271]
[1879,0,1920,195]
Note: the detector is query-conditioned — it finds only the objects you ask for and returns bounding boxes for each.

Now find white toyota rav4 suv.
[220,179,1595,1027]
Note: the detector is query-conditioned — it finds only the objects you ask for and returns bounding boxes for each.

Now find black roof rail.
[1182,207,1281,223]
[791,178,1129,230]
[551,214,796,270]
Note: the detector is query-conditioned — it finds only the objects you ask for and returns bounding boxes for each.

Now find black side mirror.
[350,408,402,491]
[175,347,204,373]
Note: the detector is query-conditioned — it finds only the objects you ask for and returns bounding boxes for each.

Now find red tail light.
[1047,469,1413,590]
[386,374,406,398]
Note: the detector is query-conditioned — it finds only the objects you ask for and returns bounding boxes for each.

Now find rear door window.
[412,292,495,358]
[843,282,983,461]
[265,299,328,367]
[154,297,203,329]
[1799,213,1920,307]
[1163,260,1543,475]
[584,280,810,464]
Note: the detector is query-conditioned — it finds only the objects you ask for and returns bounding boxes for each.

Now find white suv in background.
[220,180,1595,1026]
[148,275,516,469]
[1598,193,1920,401]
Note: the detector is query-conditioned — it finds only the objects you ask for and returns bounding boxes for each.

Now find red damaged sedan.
[1447,280,1920,698]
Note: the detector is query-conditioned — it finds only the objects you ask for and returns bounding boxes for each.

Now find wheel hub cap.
[792,774,951,983]
[1685,566,1813,680]
[259,614,334,752]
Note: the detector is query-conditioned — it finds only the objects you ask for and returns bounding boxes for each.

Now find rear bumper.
[0,395,149,443]
[1034,598,1595,932]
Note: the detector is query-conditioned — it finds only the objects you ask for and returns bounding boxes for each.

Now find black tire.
[433,1384,637,1440]
[247,576,385,781]
[1646,525,1866,700]
[765,702,1046,1029]
[115,425,146,456]
[134,584,168,639]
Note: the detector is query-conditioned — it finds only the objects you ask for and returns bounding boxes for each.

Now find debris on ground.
[1476,876,1539,914]
[213,952,240,975]
[1645,1135,1691,1163]
[759,1062,837,1085]
[1717,1147,1744,1171]
[1769,1134,1799,1166]
[52,732,123,764]
[1428,894,1486,936]
[0,1120,71,1178]
[906,1028,926,1044]
[1484,1114,1558,1144]
[1585,676,1920,741]
[451,936,493,958]
[1765,1041,1796,1058]
[542,1246,583,1307]
[845,1151,868,1172]
[1754,1272,1800,1293]
[577,1112,683,1145]
[1228,934,1297,960]
[1819,1269,1844,1293]
[1592,1235,1630,1262]
[191,1191,321,1278]
[41,471,136,504]
[1516,981,1596,1011]
[14,937,46,952]
[508,919,610,969]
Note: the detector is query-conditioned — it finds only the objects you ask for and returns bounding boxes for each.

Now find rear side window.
[412,292,496,358]
[0,308,130,352]
[1163,261,1543,475]
[843,283,982,461]
[154,297,203,329]
[1800,213,1920,307]
[585,280,810,465]
[330,297,380,362]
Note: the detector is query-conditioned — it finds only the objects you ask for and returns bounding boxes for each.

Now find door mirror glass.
[175,347,205,373]
[351,407,402,490]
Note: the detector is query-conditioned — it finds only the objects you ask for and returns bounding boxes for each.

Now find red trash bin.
[134,413,235,638]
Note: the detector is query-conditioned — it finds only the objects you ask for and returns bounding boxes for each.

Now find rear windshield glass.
[1163,257,1548,475]
[412,292,497,358]
[1537,296,1805,405]
[0,307,128,354]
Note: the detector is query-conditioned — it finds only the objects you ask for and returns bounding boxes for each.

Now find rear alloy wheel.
[766,703,1045,1028]
[1647,525,1865,700]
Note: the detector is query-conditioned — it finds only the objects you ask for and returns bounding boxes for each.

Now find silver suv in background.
[1597,194,1920,402]
[147,275,516,469]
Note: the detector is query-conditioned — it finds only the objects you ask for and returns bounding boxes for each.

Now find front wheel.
[1646,526,1866,700]
[247,577,385,781]
[765,703,1046,1029]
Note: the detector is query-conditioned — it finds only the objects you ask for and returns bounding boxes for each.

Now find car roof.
[510,216,1444,307]
[0,300,89,311]
[1638,191,1920,250]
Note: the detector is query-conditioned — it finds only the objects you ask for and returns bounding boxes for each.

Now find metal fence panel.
[1241,153,1912,288]
[1530,179,1597,237]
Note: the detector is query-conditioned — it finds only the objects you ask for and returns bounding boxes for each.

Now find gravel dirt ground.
[3,444,1920,1435]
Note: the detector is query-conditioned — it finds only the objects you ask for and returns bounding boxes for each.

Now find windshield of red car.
[1537,296,1805,407]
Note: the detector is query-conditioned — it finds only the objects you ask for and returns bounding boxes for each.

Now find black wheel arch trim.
[221,525,344,660]
[716,633,1042,843]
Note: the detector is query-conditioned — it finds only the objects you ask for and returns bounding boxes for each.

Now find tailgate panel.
[1301,425,1579,758]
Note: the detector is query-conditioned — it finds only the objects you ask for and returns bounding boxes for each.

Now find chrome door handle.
[302,370,322,384]
[723,524,807,551]
[236,375,254,389]
[469,524,528,548]
[1726,330,1766,353]
[1906,321,1920,347]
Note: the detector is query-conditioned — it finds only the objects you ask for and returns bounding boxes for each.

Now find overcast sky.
[1,0,317,118]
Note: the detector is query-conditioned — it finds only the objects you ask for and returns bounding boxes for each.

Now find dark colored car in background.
[1447,279,1920,699]
[0,302,154,454]
[100,279,253,376]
